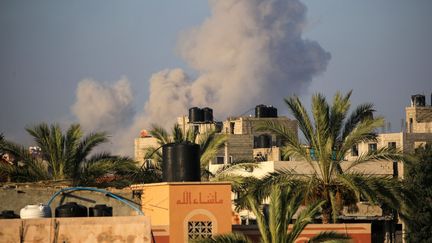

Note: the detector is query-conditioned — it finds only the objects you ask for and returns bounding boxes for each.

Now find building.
[134,105,298,166]
[133,96,432,241]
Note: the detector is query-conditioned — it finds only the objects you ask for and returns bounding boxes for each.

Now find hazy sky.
[1,0,431,154]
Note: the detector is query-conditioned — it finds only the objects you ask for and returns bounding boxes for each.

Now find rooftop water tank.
[20,204,52,219]
[189,107,204,123]
[203,107,213,123]
[255,105,278,118]
[55,202,87,218]
[255,104,267,118]
[162,142,201,182]
[89,204,113,217]
[411,94,426,107]
[162,143,177,182]
[0,210,20,219]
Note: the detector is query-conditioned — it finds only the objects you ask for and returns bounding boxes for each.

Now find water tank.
[162,142,201,182]
[176,142,201,182]
[20,204,52,219]
[55,202,87,218]
[255,104,267,118]
[255,105,278,118]
[256,134,271,148]
[89,204,113,217]
[267,106,278,118]
[203,107,213,123]
[189,107,204,123]
[162,143,177,182]
[411,94,426,107]
[0,210,19,219]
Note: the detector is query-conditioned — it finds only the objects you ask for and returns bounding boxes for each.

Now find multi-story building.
[134,105,298,166]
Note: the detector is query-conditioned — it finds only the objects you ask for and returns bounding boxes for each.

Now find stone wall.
[0,216,151,243]
[0,183,141,217]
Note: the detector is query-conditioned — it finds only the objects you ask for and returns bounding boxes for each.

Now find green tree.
[256,91,412,223]
[404,144,432,242]
[137,123,226,182]
[0,123,137,186]
[195,184,350,243]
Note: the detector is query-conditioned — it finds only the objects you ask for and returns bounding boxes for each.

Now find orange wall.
[233,223,371,243]
[137,182,232,243]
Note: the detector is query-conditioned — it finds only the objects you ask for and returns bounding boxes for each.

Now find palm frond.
[287,200,325,243]
[199,131,226,167]
[307,231,351,243]
[149,124,172,145]
[284,96,317,150]
[341,103,376,141]
[191,232,252,243]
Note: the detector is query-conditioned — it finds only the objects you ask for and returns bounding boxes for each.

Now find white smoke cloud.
[72,0,330,155]
[71,78,134,133]
[144,0,330,120]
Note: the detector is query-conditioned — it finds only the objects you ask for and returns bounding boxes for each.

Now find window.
[351,145,359,156]
[215,156,224,164]
[368,143,377,152]
[230,122,235,134]
[409,118,413,133]
[188,221,212,239]
[388,142,396,150]
[214,156,233,164]
[192,125,199,135]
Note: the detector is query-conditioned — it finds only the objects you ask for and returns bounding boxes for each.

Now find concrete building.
[134,105,298,166]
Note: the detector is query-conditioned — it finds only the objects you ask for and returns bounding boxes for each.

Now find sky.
[1,0,431,155]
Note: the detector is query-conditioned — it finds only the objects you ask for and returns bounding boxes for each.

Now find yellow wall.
[135,182,232,243]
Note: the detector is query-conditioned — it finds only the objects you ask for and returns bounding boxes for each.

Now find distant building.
[134,105,298,166]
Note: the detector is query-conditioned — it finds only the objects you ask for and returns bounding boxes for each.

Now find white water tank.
[20,204,52,219]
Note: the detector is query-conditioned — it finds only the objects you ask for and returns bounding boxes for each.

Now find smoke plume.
[72,78,134,133]
[143,0,330,121]
[72,0,330,155]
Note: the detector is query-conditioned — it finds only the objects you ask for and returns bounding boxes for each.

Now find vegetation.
[0,123,137,186]
[254,91,413,223]
[195,184,350,243]
[404,144,432,242]
[135,123,226,182]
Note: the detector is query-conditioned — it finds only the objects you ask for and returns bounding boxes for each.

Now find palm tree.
[256,91,413,223]
[139,123,227,181]
[195,184,350,243]
[0,123,137,186]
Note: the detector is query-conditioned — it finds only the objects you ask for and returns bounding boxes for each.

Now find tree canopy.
[404,144,432,242]
[254,91,413,223]
[0,123,137,186]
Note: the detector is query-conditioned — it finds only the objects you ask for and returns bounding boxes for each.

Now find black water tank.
[203,107,213,123]
[176,142,201,182]
[189,107,204,122]
[162,142,201,182]
[89,204,113,217]
[55,202,88,217]
[267,106,278,118]
[256,134,271,148]
[0,210,19,219]
[411,94,426,107]
[162,143,177,182]
[256,105,278,118]
[255,104,267,118]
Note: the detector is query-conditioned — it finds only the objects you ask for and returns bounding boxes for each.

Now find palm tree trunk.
[321,206,332,224]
